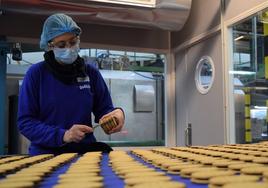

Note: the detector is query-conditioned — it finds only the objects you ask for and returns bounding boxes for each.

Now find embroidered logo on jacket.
[77,76,91,90]
[77,76,90,82]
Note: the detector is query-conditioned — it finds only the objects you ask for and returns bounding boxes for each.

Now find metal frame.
[222,1,268,144]
[194,55,215,95]
[0,37,7,154]
[165,51,176,147]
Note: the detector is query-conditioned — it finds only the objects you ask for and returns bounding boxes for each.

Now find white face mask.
[53,45,80,64]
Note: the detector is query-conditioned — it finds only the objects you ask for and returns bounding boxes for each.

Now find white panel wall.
[172,0,223,146]
[175,34,224,146]
[171,0,221,48]
[172,0,268,146]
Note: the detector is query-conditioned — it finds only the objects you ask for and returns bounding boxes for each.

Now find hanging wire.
[21,59,33,65]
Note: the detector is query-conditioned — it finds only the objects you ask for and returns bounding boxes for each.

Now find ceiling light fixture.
[234,35,244,41]
[229,70,256,75]
[87,0,156,7]
[254,106,268,110]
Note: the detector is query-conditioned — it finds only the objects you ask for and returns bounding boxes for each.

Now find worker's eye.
[51,37,80,49]
[55,41,67,49]
[69,40,78,47]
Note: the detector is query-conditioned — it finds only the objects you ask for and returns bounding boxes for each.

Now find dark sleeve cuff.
[114,107,125,119]
[59,128,67,147]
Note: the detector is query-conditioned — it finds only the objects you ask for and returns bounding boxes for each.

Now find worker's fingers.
[108,120,123,134]
[72,137,81,143]
[100,109,124,125]
[76,131,85,138]
[73,124,93,133]
[99,109,125,135]
[113,109,125,124]
[80,126,93,133]
[71,131,85,142]
[65,124,92,143]
[99,110,118,123]
[100,111,113,121]
[108,109,124,134]
[108,124,123,134]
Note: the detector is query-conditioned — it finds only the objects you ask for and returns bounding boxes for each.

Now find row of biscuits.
[132,148,268,187]
[54,152,103,188]
[147,145,268,187]
[0,154,54,177]
[0,156,27,165]
[0,153,77,188]
[109,150,185,188]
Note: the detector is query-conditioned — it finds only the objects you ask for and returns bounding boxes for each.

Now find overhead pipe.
[1,0,191,31]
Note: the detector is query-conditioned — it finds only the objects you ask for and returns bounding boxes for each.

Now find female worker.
[17,13,125,155]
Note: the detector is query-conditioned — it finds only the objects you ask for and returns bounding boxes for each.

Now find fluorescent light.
[254,106,268,110]
[234,35,244,41]
[88,0,156,7]
[229,70,256,75]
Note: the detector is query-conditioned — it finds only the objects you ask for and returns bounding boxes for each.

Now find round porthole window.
[195,56,215,94]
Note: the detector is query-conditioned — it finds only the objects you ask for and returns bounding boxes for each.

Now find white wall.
[176,34,224,146]
[171,0,268,146]
[172,0,223,146]
[171,0,221,48]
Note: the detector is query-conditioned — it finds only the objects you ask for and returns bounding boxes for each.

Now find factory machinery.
[2,143,268,187]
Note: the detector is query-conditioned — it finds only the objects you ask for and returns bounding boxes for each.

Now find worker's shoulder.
[85,63,101,76]
[26,61,46,75]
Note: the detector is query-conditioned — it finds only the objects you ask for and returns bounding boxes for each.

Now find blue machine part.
[0,37,7,154]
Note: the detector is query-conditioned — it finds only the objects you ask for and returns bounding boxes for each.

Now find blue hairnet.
[40,13,81,50]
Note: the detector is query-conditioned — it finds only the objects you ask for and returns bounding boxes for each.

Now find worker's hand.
[100,108,125,134]
[63,124,93,143]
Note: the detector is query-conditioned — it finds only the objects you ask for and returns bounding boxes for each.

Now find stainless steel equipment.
[94,70,164,143]
[1,0,191,31]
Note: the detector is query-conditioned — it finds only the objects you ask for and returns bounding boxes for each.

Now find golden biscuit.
[247,151,263,157]
[180,167,219,178]
[59,173,99,179]
[0,181,34,188]
[198,158,220,165]
[167,164,203,175]
[124,176,171,186]
[222,182,268,188]
[221,153,240,160]
[238,155,254,162]
[54,182,103,188]
[160,161,188,170]
[209,175,260,187]
[117,167,155,176]
[228,163,262,172]
[212,160,243,168]
[131,181,186,188]
[57,176,103,183]
[253,157,268,164]
[191,170,235,184]
[124,171,165,179]
[241,166,268,176]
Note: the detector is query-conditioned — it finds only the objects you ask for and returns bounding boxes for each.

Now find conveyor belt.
[2,142,268,187]
[130,152,207,188]
[37,153,207,187]
[0,152,207,188]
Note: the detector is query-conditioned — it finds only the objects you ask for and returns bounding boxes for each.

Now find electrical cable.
[6,55,11,64]
[21,59,33,65]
